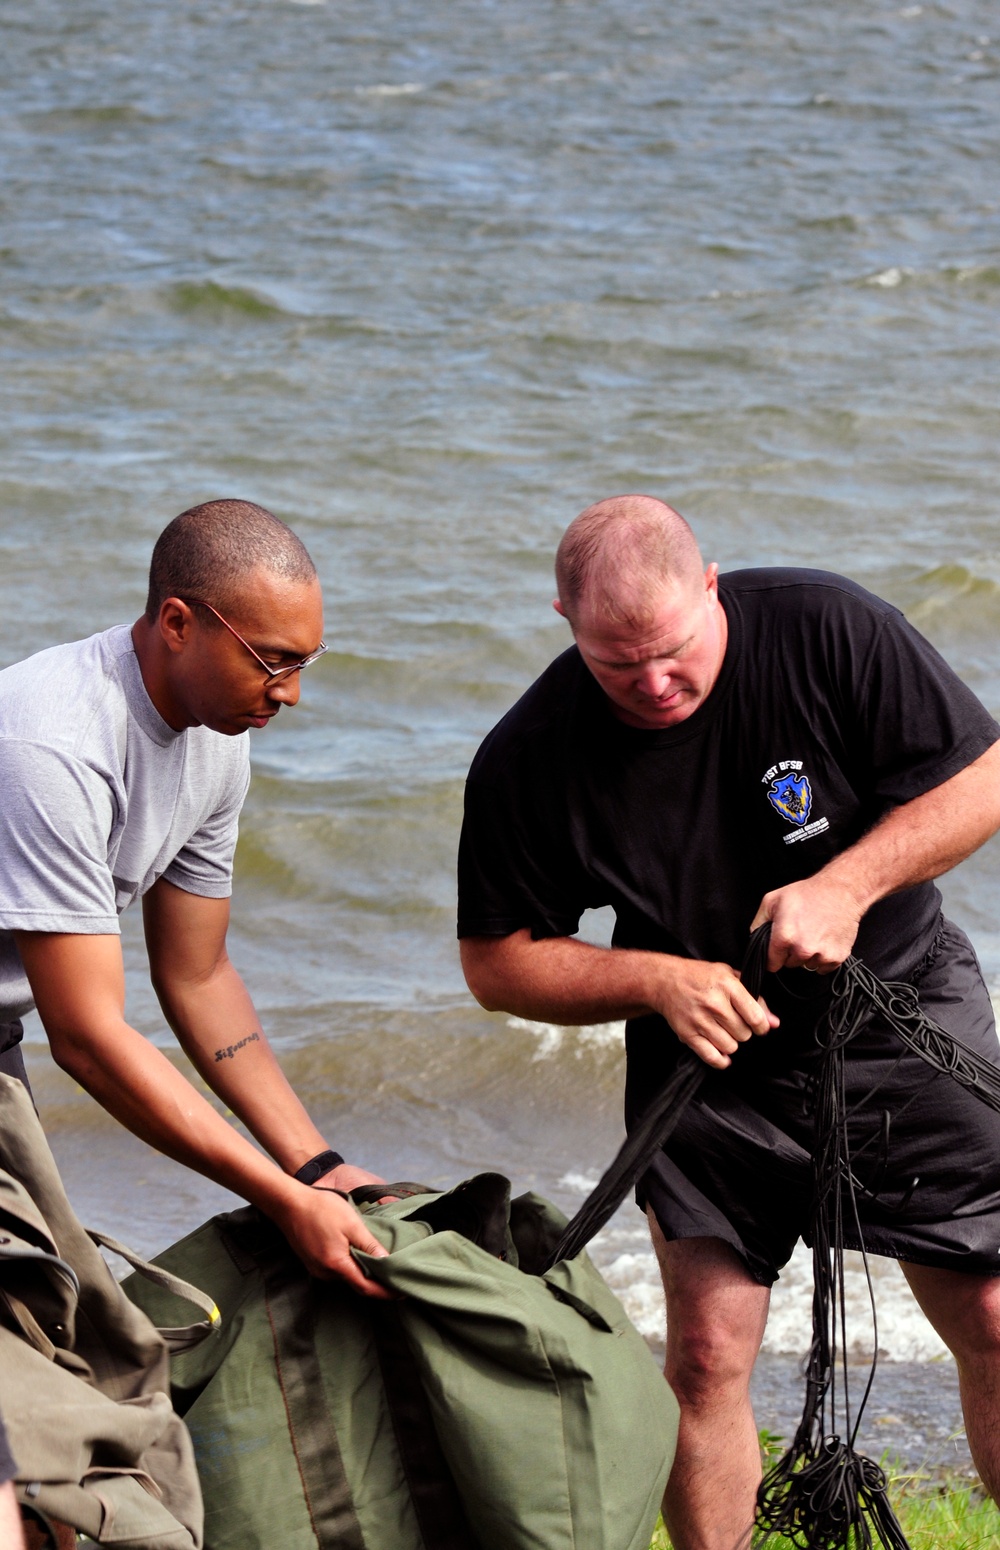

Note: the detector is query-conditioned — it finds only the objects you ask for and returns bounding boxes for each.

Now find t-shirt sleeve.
[857,608,1000,805]
[0,739,119,932]
[457,769,589,940]
[162,759,251,899]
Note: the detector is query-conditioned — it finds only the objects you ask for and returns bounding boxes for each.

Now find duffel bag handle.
[89,1229,221,1353]
[348,1181,433,1206]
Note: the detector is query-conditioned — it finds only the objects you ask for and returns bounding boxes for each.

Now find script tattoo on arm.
[214,1030,261,1063]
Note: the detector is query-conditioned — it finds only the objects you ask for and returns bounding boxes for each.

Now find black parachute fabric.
[547,924,1000,1550]
[542,923,768,1269]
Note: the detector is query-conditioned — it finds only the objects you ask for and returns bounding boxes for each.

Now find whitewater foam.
[586,1215,950,1361]
[507,1015,626,1061]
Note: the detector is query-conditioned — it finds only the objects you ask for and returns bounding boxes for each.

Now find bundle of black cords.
[543,922,1000,1550]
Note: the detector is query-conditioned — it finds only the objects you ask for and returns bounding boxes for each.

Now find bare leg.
[649,1215,771,1550]
[901,1262,1000,1500]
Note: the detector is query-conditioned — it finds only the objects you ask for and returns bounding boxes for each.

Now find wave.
[167,280,287,320]
[507,1015,625,1062]
[26,104,162,129]
[199,157,339,194]
[355,83,426,97]
[903,563,1000,631]
[590,1218,950,1362]
[6,276,416,340]
[861,263,1000,293]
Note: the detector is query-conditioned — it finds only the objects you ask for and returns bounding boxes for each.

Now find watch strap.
[293,1149,345,1185]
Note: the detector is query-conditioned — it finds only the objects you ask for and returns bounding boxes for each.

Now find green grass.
[648,1448,1000,1549]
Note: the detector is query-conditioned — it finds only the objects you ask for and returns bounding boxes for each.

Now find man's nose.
[266,671,302,708]
[635,664,670,698]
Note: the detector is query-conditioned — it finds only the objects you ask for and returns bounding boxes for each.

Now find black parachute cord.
[541,924,775,1272]
[755,959,911,1550]
[840,956,1000,1116]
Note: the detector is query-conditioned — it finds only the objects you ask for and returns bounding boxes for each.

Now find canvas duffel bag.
[0,1074,216,1548]
[123,1170,678,1550]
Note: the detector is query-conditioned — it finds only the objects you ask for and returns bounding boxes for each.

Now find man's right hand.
[651,956,779,1070]
[272,1183,393,1297]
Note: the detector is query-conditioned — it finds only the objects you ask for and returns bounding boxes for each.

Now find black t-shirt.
[458,570,1000,996]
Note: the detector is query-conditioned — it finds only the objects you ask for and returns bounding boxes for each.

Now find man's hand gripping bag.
[123,1173,678,1550]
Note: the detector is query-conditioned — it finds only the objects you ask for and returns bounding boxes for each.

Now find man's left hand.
[752,873,864,973]
[313,1161,398,1203]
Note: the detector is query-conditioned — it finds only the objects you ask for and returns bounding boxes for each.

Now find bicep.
[143,879,231,989]
[14,932,126,1041]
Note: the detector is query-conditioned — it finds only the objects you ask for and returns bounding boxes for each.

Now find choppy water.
[3,0,1000,1468]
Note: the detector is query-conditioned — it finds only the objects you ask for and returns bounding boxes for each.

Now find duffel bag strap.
[88,1230,221,1353]
[347,1181,433,1206]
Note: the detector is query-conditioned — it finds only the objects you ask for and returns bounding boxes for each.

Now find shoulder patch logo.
[767,771,812,827]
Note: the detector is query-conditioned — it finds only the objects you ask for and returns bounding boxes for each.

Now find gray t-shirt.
[0,625,251,1020]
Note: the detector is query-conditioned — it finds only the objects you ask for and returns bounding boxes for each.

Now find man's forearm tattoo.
[214,1030,261,1063]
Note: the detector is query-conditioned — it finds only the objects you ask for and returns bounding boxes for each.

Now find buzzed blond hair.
[555,495,704,625]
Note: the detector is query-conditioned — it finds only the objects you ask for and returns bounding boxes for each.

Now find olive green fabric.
[123,1173,678,1550]
[0,1074,207,1547]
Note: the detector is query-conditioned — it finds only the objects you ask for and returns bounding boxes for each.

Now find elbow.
[470,981,505,1014]
[45,1026,96,1086]
[460,938,509,1013]
[463,967,503,1014]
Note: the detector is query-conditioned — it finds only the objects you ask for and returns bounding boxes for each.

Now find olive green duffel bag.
[123,1172,677,1550]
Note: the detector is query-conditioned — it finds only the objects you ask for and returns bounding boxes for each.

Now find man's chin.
[201,712,275,735]
[616,697,698,730]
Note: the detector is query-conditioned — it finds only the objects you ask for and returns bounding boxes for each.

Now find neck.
[130,618,194,731]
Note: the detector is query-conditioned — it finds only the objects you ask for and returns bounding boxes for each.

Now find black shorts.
[626,918,1000,1285]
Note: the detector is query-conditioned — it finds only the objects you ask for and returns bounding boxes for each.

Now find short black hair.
[145,499,317,622]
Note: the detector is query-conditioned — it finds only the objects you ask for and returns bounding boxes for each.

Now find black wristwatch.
[293,1149,345,1186]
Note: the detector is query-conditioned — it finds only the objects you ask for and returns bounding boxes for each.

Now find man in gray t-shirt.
[0,499,391,1298]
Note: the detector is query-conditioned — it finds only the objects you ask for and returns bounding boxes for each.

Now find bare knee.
[651,1228,769,1409]
[665,1316,759,1406]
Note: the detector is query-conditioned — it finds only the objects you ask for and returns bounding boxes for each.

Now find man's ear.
[158,597,196,655]
[553,597,568,618]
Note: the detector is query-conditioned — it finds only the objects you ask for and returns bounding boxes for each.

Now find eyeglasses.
[184,599,328,685]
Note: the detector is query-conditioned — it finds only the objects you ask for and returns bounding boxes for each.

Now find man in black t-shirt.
[458,495,1000,1550]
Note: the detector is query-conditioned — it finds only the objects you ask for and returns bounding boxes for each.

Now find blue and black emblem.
[767,771,812,827]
